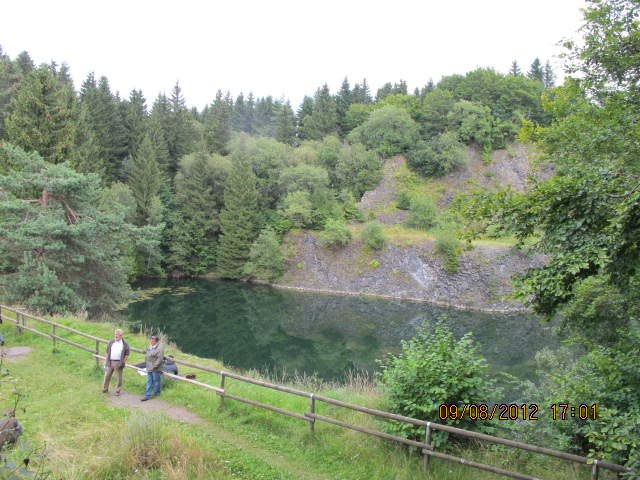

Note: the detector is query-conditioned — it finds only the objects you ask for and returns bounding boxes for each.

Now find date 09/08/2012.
[438,404,598,421]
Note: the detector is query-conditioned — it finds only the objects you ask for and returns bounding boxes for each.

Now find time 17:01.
[550,404,597,420]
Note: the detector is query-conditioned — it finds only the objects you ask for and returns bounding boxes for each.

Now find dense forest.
[0,37,554,315]
[1,0,639,472]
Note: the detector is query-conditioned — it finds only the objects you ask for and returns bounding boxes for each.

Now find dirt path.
[1,346,34,362]
[106,391,206,425]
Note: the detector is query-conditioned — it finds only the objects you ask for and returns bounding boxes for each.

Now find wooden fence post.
[220,372,226,406]
[424,423,432,471]
[309,394,315,433]
[95,340,101,366]
[52,324,56,349]
[16,308,25,335]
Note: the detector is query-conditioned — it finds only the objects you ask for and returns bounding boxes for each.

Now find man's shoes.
[102,389,108,393]
[115,392,120,396]
[141,397,150,401]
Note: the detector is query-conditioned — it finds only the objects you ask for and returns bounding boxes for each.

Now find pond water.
[120,278,559,385]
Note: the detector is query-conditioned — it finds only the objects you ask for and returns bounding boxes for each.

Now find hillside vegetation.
[275,145,548,311]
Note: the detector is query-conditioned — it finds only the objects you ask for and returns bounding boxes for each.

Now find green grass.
[0,312,608,480]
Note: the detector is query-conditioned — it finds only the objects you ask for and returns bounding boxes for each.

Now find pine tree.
[509,60,522,76]
[336,77,353,137]
[0,53,22,141]
[231,92,254,133]
[216,148,260,279]
[14,51,34,77]
[275,100,297,145]
[169,150,230,273]
[296,95,314,140]
[0,144,138,316]
[352,78,373,104]
[6,65,75,164]
[166,82,199,174]
[302,84,338,140]
[149,93,172,174]
[376,82,394,101]
[128,134,163,226]
[204,89,233,154]
[254,96,276,137]
[527,58,544,83]
[74,74,127,182]
[122,89,148,160]
[543,60,556,88]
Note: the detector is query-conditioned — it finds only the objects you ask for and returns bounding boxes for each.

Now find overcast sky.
[2,0,587,111]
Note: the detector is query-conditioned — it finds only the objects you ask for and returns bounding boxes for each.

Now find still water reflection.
[120,278,559,383]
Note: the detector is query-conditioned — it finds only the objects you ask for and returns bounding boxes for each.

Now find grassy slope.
[0,312,600,480]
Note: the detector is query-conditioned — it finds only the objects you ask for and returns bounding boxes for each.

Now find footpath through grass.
[0,313,603,480]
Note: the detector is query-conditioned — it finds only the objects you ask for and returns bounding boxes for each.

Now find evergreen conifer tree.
[527,58,544,83]
[296,95,314,140]
[275,100,297,145]
[543,60,556,88]
[509,60,522,76]
[231,92,254,133]
[166,82,199,174]
[128,134,163,226]
[302,84,338,140]
[6,65,75,164]
[204,89,233,155]
[254,96,276,137]
[216,148,260,279]
[123,89,148,160]
[336,77,353,137]
[0,144,139,316]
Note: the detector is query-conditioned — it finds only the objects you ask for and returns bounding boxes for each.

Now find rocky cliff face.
[275,232,544,312]
[273,146,549,313]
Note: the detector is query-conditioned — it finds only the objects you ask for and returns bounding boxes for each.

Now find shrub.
[434,225,462,274]
[405,194,438,231]
[361,221,386,250]
[406,132,467,177]
[319,219,351,248]
[396,191,411,210]
[377,321,500,447]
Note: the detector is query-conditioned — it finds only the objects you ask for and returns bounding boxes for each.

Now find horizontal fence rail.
[0,305,634,480]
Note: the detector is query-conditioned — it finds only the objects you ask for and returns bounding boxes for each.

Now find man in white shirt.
[102,329,130,396]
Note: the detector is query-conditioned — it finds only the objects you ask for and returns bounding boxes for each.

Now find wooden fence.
[0,305,634,480]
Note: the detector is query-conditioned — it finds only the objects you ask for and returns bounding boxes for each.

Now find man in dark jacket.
[102,329,130,396]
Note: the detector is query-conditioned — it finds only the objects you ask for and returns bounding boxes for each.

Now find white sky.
[2,0,587,111]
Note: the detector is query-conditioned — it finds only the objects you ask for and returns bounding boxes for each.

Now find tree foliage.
[455,0,640,318]
[216,149,260,279]
[407,132,467,178]
[0,145,142,316]
[406,194,439,231]
[347,105,420,158]
[360,221,386,250]
[5,65,75,165]
[242,226,285,282]
[319,218,351,248]
[377,322,499,446]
